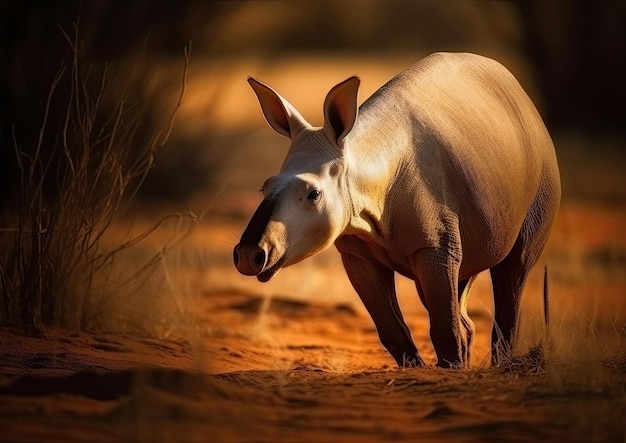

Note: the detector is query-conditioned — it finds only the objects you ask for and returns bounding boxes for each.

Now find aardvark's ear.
[323,76,360,147]
[248,77,311,139]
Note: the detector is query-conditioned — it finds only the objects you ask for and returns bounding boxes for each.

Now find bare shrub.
[0,23,192,334]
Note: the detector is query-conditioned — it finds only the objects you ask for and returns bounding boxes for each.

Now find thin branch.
[161,41,191,149]
[126,42,191,204]
[33,65,67,183]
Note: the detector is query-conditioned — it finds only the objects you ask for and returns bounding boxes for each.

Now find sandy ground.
[1,202,625,442]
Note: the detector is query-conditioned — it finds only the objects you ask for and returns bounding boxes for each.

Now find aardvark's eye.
[307,189,321,202]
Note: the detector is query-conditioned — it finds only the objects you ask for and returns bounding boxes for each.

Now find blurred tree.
[0,0,195,211]
[512,0,626,132]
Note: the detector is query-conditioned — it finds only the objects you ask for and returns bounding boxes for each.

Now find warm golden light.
[1,2,624,442]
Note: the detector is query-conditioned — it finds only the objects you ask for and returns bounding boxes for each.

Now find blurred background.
[2,0,625,214]
[0,0,625,369]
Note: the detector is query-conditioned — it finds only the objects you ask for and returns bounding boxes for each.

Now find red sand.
[1,202,625,442]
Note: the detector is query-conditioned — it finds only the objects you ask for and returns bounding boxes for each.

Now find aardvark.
[233,52,561,368]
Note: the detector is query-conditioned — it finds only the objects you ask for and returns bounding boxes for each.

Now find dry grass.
[0,23,193,335]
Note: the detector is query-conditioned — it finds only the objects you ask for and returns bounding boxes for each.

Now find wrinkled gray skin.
[233,53,561,369]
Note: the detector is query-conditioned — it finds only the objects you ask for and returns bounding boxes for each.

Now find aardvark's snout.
[233,243,268,276]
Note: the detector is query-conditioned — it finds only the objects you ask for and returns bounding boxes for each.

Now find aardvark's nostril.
[233,244,267,276]
[253,250,266,268]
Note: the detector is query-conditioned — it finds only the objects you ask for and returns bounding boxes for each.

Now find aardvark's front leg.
[339,252,424,367]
